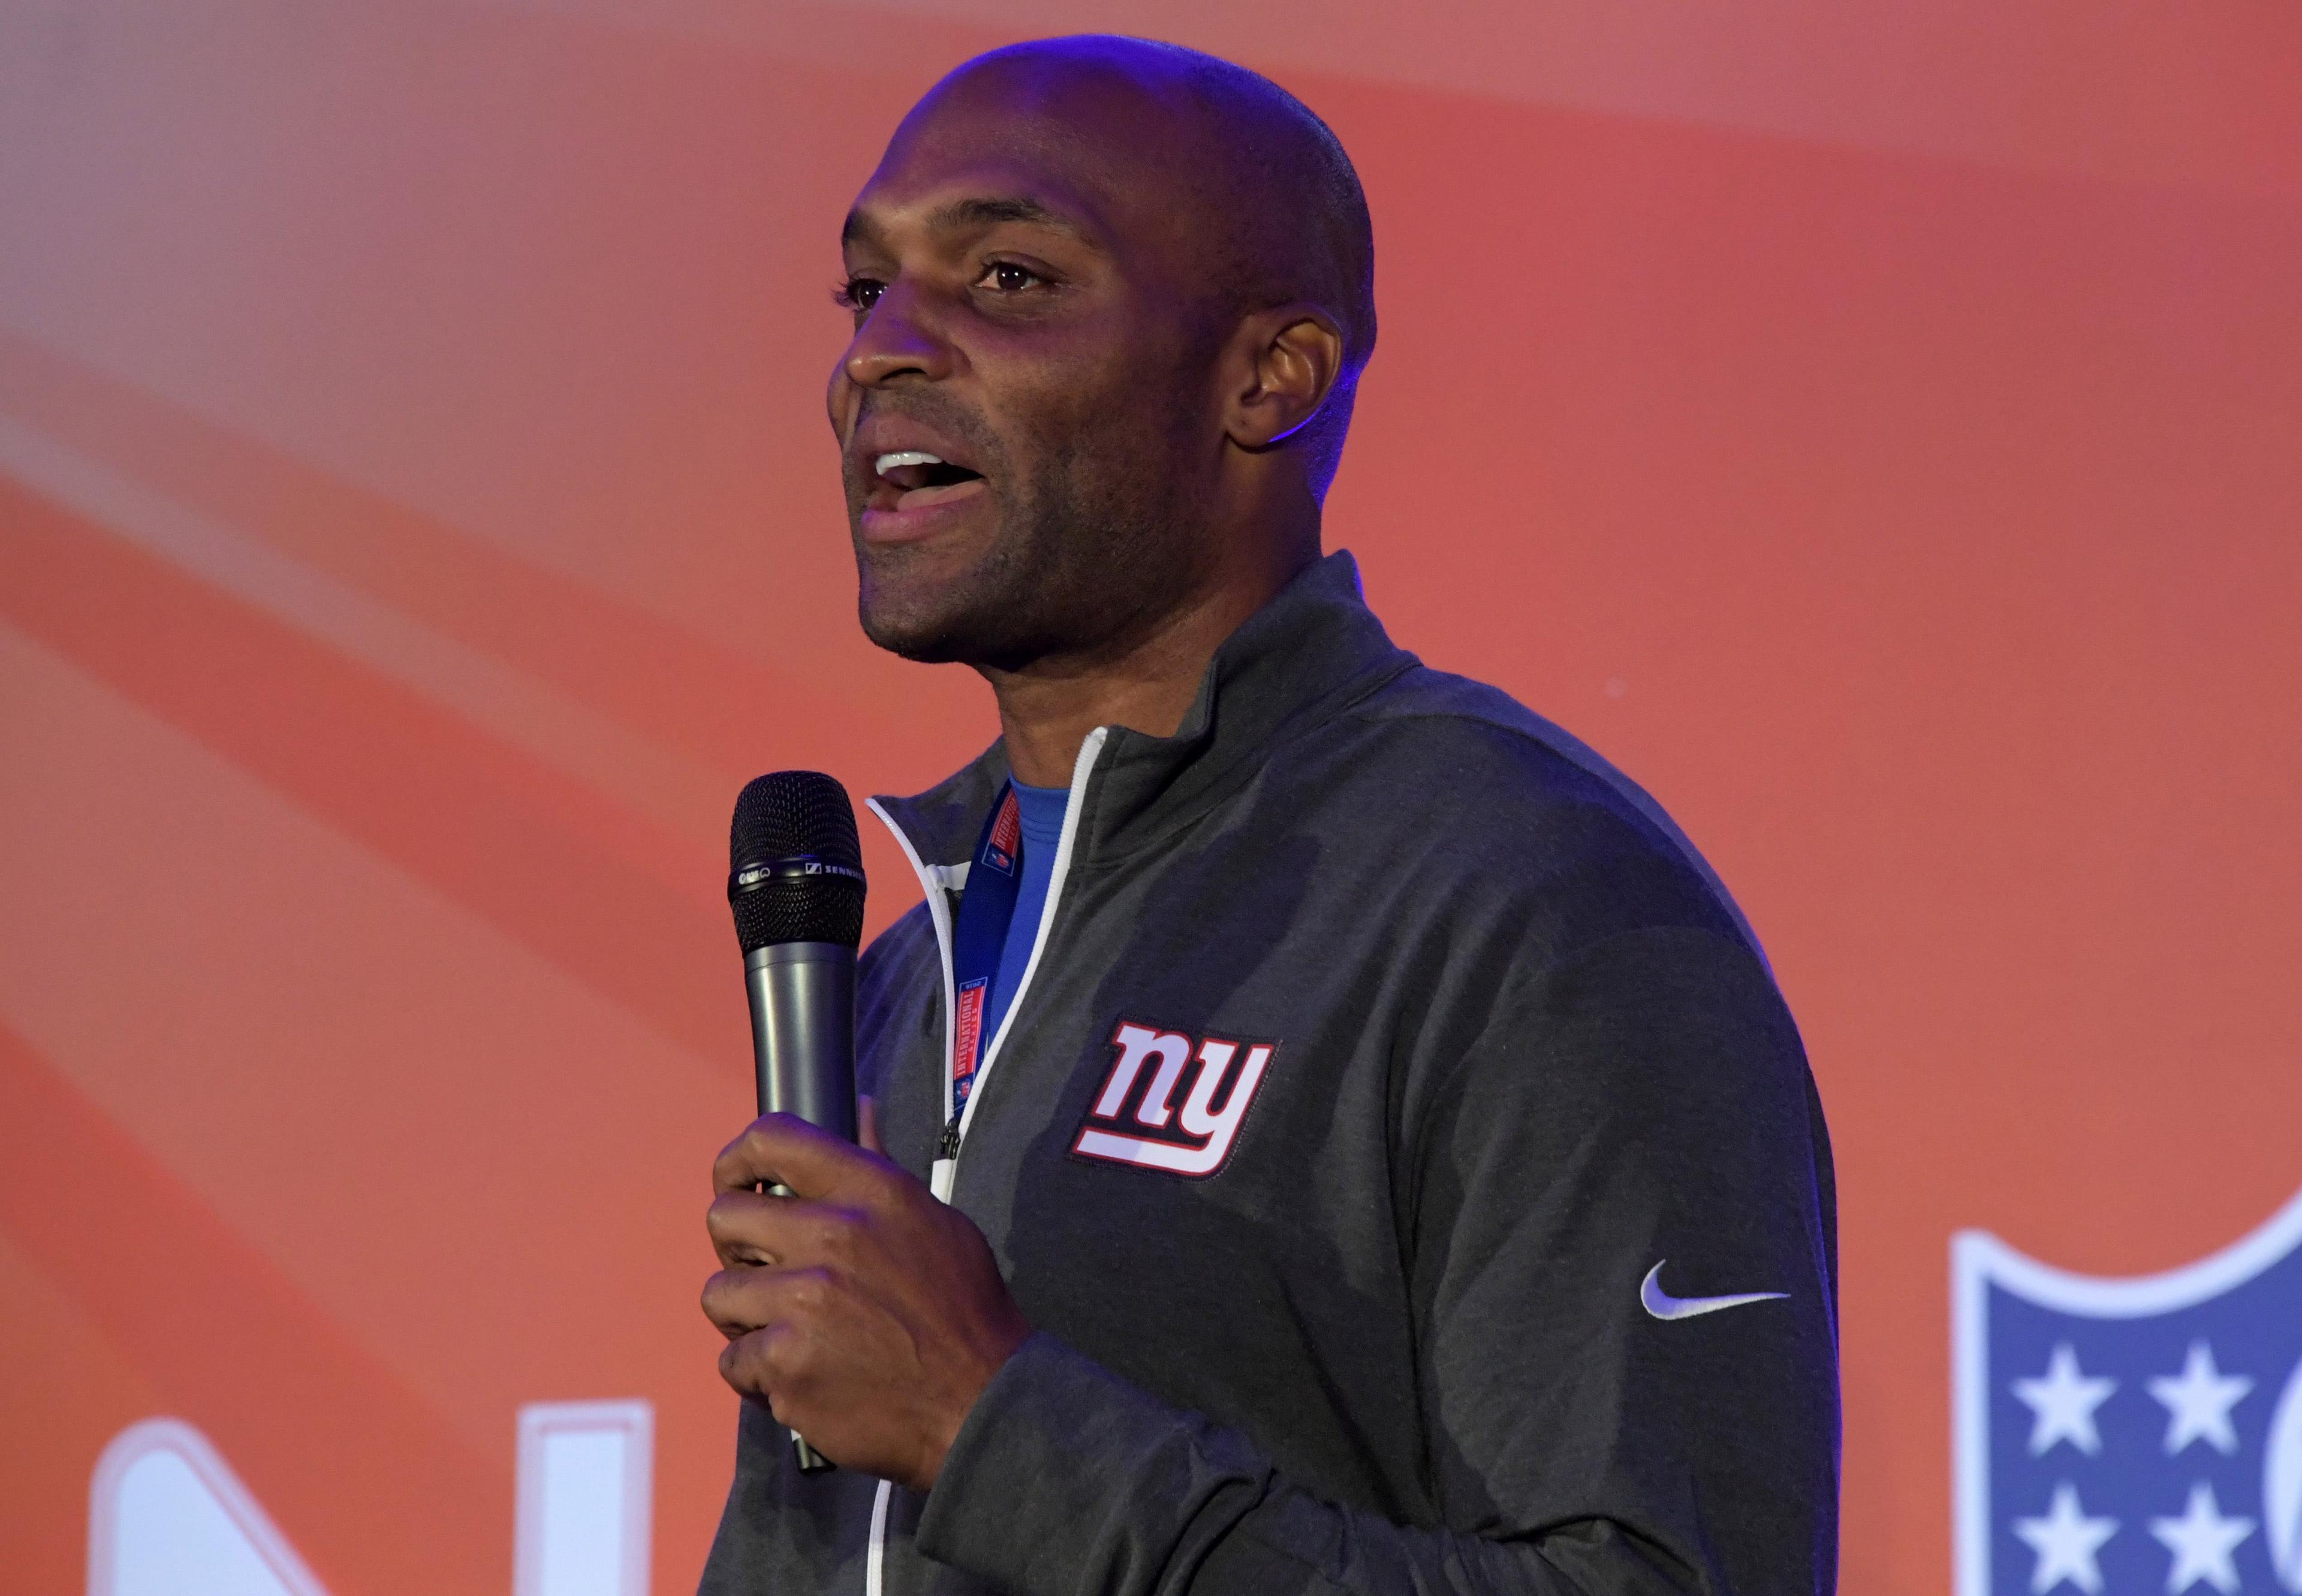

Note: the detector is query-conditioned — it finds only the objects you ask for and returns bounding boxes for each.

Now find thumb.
[858,1093,885,1155]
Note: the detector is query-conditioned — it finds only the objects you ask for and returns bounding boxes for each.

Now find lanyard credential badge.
[949,784,1024,1116]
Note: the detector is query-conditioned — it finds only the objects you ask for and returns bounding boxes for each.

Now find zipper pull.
[929,1116,960,1203]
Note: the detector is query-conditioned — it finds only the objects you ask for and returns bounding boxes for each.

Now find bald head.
[899,37,1379,457]
[830,35,1377,674]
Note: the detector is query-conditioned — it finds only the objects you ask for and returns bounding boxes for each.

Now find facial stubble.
[854,376,1216,676]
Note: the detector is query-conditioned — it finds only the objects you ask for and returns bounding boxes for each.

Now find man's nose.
[842,285,956,388]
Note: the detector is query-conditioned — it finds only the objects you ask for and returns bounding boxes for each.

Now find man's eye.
[981,261,1044,293]
[834,276,885,312]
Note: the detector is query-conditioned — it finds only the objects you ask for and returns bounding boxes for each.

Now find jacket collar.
[872,549,1415,874]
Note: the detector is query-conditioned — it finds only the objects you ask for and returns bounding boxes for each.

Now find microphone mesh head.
[729,771,867,952]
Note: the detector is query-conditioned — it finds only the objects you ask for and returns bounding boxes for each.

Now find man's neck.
[985,550,1313,788]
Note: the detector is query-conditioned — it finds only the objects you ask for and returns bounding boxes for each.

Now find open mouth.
[869,450,987,513]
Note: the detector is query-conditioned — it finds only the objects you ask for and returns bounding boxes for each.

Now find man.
[700,34,1838,1596]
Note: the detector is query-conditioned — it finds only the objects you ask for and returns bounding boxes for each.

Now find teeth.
[875,450,944,475]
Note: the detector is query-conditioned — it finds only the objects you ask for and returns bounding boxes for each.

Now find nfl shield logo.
[1955,1184,2302,1594]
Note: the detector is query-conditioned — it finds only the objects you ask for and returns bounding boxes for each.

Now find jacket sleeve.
[914,925,1839,1595]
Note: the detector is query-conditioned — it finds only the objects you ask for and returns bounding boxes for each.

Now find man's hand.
[700,1113,1031,1489]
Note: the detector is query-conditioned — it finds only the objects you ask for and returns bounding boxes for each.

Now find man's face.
[827,69,1227,670]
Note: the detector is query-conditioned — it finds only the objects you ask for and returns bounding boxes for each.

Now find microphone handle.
[742,941,858,1475]
[744,942,860,1142]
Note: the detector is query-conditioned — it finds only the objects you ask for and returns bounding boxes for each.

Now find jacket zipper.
[872,726,1107,1198]
[855,725,1108,1596]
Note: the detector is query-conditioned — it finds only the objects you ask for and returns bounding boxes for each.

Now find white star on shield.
[2013,1481,2118,1594]
[2148,1480,2256,1594]
[2014,1342,2117,1458]
[2147,1341,2253,1456]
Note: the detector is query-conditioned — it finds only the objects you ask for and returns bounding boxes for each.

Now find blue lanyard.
[948,782,1023,1118]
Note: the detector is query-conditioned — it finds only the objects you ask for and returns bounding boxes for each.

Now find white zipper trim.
[863,799,951,1596]
[957,725,1106,1144]
[864,1478,891,1596]
[864,795,958,1119]
[857,730,1106,1596]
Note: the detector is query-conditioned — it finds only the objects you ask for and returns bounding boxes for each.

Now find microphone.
[727,770,867,1474]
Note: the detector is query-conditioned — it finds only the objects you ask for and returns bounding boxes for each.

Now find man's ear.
[1225,306,1346,451]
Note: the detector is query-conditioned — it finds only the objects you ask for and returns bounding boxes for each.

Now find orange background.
[2,2,2298,1591]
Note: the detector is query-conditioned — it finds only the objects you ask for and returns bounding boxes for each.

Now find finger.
[700,1263,836,1341]
[705,1190,860,1270]
[704,1187,785,1267]
[713,1112,893,1202]
[858,1094,884,1155]
[719,1323,812,1416]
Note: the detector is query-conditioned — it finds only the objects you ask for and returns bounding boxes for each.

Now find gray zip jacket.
[701,550,1839,1595]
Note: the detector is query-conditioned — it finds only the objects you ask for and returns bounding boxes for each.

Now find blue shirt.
[981,779,1069,1049]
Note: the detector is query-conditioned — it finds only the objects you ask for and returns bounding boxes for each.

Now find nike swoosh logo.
[1640,1261,1787,1321]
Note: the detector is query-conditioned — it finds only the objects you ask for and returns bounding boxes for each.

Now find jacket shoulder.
[1326,664,1768,965]
[1350,665,1664,807]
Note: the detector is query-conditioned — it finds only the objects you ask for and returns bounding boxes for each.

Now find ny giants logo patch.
[1071,1020,1277,1178]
